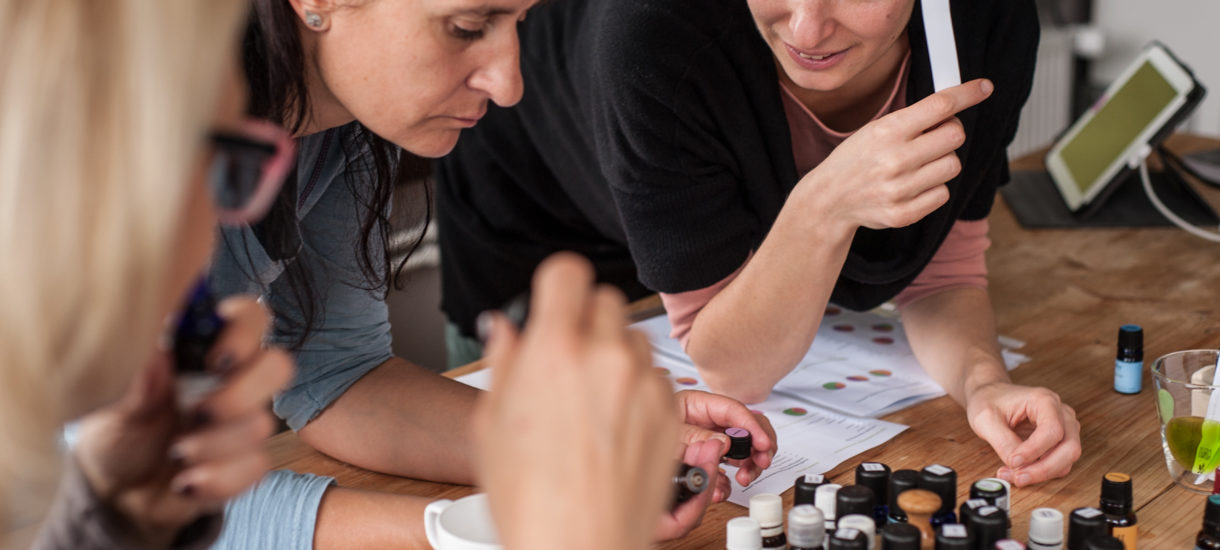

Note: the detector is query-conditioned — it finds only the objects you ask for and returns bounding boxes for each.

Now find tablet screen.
[1058,61,1179,195]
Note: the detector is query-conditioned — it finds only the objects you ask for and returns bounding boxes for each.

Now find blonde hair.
[0,0,248,528]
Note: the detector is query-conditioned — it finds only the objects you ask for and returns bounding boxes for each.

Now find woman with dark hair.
[435,0,1082,487]
[209,0,777,544]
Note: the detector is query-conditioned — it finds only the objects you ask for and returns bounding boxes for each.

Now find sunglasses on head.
[207,118,295,226]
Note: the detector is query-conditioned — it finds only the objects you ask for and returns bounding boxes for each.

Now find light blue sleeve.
[210,126,395,431]
[210,470,334,550]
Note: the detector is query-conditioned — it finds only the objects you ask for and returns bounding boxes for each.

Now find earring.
[304,11,324,29]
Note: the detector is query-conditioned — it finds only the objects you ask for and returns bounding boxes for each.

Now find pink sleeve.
[659,253,752,350]
[893,219,990,309]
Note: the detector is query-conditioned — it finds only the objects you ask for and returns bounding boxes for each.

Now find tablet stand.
[1001,156,1219,229]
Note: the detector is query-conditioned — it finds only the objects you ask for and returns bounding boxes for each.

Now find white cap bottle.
[1027,507,1065,550]
[816,483,843,532]
[837,514,877,550]
[749,493,786,549]
[726,517,763,550]
[787,505,825,550]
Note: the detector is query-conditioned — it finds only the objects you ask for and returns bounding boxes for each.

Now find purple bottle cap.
[724,427,752,460]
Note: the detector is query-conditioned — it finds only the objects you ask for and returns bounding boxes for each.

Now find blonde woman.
[0,2,293,548]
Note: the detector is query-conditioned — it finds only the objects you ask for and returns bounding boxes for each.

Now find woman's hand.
[796,79,994,233]
[473,253,679,550]
[674,390,777,492]
[74,297,293,546]
[965,381,1082,487]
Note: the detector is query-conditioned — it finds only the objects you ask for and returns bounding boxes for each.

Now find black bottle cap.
[828,527,869,550]
[856,462,891,505]
[1068,507,1108,550]
[1206,494,1220,530]
[889,469,921,511]
[933,523,974,550]
[1099,472,1133,513]
[958,498,988,529]
[1084,536,1124,550]
[724,427,752,460]
[920,464,958,513]
[881,523,920,550]
[967,505,1008,549]
[1117,325,1143,361]
[794,474,826,506]
[836,485,877,519]
[970,479,1007,504]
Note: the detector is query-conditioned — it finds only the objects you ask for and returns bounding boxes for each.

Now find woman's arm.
[685,80,994,403]
[297,357,480,484]
[900,286,1082,486]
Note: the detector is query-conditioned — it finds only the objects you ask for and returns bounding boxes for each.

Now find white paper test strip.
[921,0,961,92]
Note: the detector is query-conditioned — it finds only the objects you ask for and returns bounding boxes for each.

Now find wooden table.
[267,134,1220,548]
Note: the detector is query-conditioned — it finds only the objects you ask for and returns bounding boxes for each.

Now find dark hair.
[238,0,431,349]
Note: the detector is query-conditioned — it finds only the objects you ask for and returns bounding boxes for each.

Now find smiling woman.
[435,0,1083,488]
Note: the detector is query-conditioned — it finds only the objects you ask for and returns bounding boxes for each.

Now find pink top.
[661,53,989,348]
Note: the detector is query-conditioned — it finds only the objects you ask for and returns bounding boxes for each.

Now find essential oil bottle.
[1114,324,1143,394]
[1099,473,1136,550]
[749,493,786,549]
[920,464,958,527]
[1198,494,1220,549]
[887,469,920,523]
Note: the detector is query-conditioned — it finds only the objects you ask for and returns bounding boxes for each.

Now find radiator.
[1009,26,1076,159]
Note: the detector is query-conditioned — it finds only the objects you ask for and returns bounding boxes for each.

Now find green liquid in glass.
[1168,416,1207,471]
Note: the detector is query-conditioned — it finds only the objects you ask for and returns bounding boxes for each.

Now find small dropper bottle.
[749,493,786,549]
[1099,473,1136,550]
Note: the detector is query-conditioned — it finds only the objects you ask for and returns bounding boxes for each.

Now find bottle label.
[975,479,1004,492]
[942,524,968,538]
[835,528,861,540]
[1115,360,1143,393]
[1077,507,1103,519]
[978,506,1000,516]
[804,474,824,484]
[926,464,952,475]
[862,462,886,472]
[1112,525,1137,550]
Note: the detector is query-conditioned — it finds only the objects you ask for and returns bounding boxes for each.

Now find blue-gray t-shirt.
[210,122,393,431]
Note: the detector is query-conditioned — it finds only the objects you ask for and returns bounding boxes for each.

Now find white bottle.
[727,517,763,550]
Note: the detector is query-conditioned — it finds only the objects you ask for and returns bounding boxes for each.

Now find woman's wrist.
[961,362,1011,404]
[785,172,857,242]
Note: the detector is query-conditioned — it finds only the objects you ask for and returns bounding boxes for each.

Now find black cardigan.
[436,0,1039,336]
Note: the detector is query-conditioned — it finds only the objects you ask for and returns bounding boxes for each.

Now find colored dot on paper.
[822,382,846,390]
[653,367,670,376]
[783,407,808,416]
[847,375,869,382]
[872,323,894,332]
[869,369,892,377]
[675,377,699,386]
[825,306,842,316]
[833,324,854,332]
[872,337,894,345]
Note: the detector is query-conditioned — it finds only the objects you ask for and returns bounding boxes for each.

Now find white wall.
[1092,0,1220,137]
